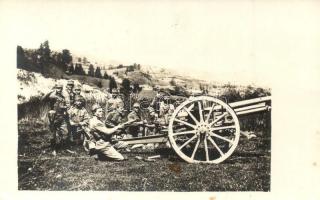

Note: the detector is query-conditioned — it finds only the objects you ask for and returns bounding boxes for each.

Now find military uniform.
[145,113,159,136]
[74,84,86,107]
[105,110,125,127]
[47,91,69,149]
[127,110,143,137]
[88,116,127,161]
[105,97,124,112]
[63,89,75,108]
[68,106,90,144]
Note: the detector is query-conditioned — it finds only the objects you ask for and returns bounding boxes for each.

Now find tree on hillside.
[82,57,88,64]
[95,67,102,78]
[62,49,72,67]
[121,78,131,94]
[120,78,132,111]
[38,40,51,62]
[103,71,109,79]
[132,83,142,93]
[74,64,80,75]
[109,76,117,92]
[68,63,75,74]
[79,64,85,75]
[74,63,85,75]
[17,46,27,68]
[52,52,62,66]
[88,64,95,77]
[37,40,51,73]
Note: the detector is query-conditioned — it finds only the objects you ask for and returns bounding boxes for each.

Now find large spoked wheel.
[168,96,240,164]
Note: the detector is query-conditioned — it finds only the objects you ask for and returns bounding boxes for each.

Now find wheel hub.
[196,122,210,135]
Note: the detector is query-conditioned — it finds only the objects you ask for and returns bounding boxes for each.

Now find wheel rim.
[168,96,240,163]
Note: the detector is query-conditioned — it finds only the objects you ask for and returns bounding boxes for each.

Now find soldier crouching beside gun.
[43,83,70,155]
[85,104,129,161]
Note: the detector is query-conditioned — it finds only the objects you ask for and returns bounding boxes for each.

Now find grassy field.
[18,117,271,191]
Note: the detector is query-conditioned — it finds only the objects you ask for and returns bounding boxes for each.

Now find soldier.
[144,107,160,136]
[45,83,69,155]
[88,104,128,161]
[127,102,146,137]
[105,104,126,128]
[106,89,124,112]
[63,80,75,108]
[150,88,168,114]
[67,95,90,145]
[105,104,127,139]
[73,84,86,106]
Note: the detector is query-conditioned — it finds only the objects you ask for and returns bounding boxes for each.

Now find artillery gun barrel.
[228,96,271,108]
[204,96,271,116]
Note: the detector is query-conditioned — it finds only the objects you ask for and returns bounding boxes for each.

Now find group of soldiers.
[43,80,174,161]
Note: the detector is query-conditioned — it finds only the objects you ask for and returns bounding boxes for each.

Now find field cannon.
[119,96,271,164]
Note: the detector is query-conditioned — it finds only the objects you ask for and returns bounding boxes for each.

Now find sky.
[1,0,320,88]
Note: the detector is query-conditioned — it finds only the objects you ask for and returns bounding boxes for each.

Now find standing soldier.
[73,84,86,106]
[63,80,75,108]
[45,83,69,155]
[67,95,90,146]
[106,89,124,112]
[88,104,128,161]
[150,88,169,114]
[62,80,76,142]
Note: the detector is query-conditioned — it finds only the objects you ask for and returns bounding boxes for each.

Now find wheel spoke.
[172,130,196,136]
[183,107,199,125]
[208,136,224,156]
[179,135,197,150]
[198,101,204,122]
[174,119,196,129]
[209,131,233,143]
[209,112,228,126]
[187,103,194,111]
[212,125,236,131]
[205,103,216,123]
[204,137,209,161]
[191,137,200,159]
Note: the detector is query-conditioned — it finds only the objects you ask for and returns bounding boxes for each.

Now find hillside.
[17,69,109,104]
[17,43,271,111]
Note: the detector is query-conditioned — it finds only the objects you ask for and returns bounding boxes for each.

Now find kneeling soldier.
[88,104,128,161]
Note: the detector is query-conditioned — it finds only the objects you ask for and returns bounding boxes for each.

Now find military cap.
[74,95,85,103]
[153,86,160,91]
[91,104,102,113]
[162,104,169,110]
[55,83,63,88]
[67,80,74,85]
[133,102,140,108]
[74,84,82,90]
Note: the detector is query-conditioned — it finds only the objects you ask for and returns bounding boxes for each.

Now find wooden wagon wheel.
[168,96,240,163]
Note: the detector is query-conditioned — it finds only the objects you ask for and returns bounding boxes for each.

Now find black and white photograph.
[1,0,320,199]
[17,40,271,191]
